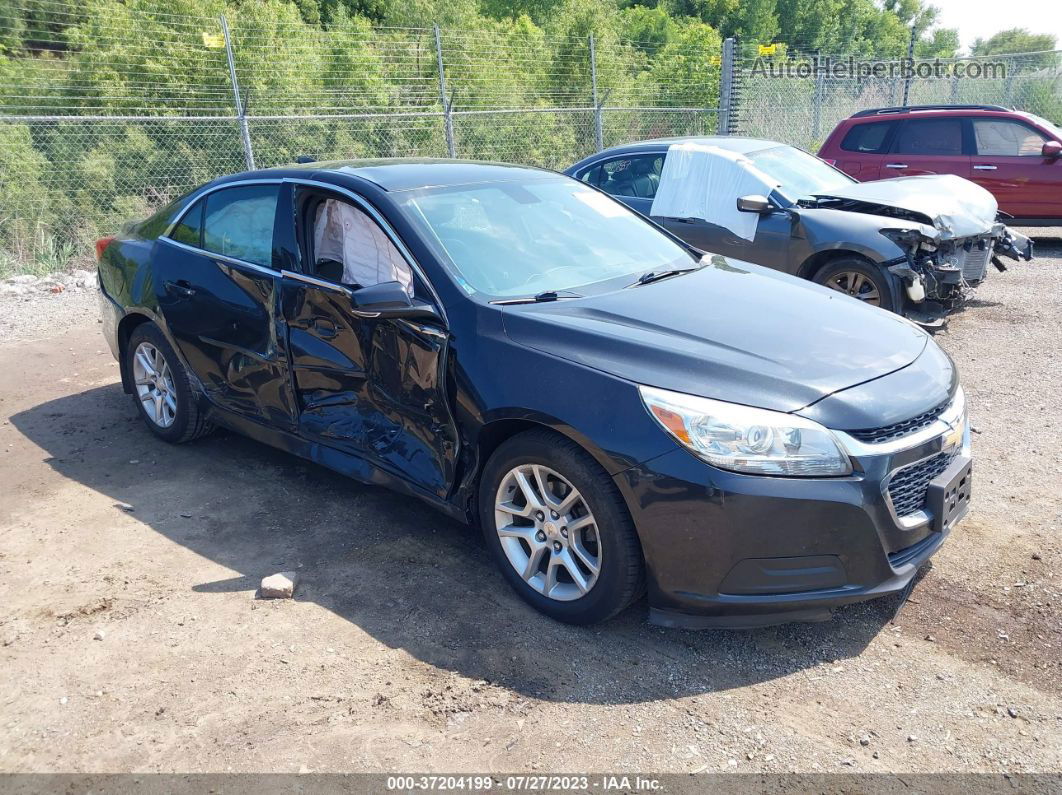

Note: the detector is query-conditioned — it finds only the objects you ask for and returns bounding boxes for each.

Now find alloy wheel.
[132,341,177,428]
[825,270,881,305]
[493,464,602,601]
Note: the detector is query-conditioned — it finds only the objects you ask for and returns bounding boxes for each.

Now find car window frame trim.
[159,175,448,326]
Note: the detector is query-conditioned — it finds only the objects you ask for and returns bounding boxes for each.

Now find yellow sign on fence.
[202,32,225,48]
[758,43,778,57]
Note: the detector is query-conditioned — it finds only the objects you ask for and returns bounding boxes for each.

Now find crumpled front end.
[814,173,1035,325]
[879,222,1033,326]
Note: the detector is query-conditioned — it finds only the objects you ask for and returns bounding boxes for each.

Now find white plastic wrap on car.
[813,174,999,239]
[649,142,780,242]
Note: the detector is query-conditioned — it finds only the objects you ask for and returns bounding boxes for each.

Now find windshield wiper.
[490,289,583,305]
[627,267,699,288]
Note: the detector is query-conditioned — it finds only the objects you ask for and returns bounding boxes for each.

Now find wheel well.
[116,313,153,393]
[798,249,876,281]
[475,419,545,474]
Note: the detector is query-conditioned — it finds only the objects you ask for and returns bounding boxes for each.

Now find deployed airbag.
[650,142,779,241]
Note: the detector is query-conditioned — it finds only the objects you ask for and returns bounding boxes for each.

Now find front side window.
[893,119,963,156]
[746,145,854,197]
[840,121,894,153]
[310,197,413,294]
[973,119,1048,156]
[593,155,664,199]
[397,177,696,298]
[201,184,280,267]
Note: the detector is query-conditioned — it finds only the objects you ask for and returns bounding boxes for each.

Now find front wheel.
[478,429,645,624]
[813,257,893,309]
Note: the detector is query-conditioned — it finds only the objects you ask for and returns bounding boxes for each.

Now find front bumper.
[614,401,971,629]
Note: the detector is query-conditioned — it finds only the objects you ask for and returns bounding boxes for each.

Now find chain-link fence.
[735,47,1062,151]
[2,0,1060,274]
[0,1,721,272]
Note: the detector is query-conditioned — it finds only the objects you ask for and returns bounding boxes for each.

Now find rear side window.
[840,121,894,153]
[594,155,664,199]
[973,119,1048,156]
[169,199,203,247]
[201,185,280,267]
[893,119,963,155]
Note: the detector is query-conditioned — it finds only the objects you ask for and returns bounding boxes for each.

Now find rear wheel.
[479,429,645,624]
[813,257,893,308]
[126,323,211,444]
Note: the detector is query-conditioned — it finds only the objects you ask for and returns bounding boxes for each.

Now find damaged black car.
[566,137,1033,326]
[97,160,972,628]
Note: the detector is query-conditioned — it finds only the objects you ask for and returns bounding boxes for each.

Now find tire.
[125,322,212,444]
[478,428,645,624]
[812,257,894,309]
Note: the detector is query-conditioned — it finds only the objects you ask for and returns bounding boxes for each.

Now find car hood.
[501,257,929,416]
[813,174,998,239]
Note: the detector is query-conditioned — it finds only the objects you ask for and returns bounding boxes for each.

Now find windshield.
[397,177,695,298]
[747,145,854,198]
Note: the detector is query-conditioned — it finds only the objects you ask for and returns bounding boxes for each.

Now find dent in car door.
[282,276,457,497]
[153,185,297,429]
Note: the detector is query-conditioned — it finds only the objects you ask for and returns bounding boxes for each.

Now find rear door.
[279,183,457,497]
[154,182,297,429]
[968,117,1058,218]
[578,153,664,218]
[885,117,971,179]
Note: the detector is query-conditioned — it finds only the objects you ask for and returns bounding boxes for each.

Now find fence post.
[811,50,824,141]
[433,25,456,158]
[220,14,254,171]
[901,25,916,107]
[718,37,737,135]
[589,34,604,151]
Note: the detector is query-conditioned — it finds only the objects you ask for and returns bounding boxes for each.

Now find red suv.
[819,104,1062,225]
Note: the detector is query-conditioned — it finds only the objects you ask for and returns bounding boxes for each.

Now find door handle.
[164,280,196,297]
[312,318,338,338]
[973,164,998,171]
[884,163,908,169]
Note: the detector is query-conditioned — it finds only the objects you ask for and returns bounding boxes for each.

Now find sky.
[929,0,1062,52]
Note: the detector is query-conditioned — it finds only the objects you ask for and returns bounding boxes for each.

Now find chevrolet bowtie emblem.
[942,415,965,452]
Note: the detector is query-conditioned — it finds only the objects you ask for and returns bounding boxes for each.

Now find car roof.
[591,136,784,157]
[211,158,558,193]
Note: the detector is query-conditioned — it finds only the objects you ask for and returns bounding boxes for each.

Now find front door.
[155,182,297,429]
[280,184,458,498]
[968,117,1061,219]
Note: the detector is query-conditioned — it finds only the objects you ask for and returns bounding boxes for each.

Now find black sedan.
[96,159,972,628]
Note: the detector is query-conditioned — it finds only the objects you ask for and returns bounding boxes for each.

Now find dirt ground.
[1,237,1060,775]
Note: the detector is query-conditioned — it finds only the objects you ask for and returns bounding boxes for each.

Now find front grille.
[953,244,991,283]
[887,451,956,518]
[849,401,949,445]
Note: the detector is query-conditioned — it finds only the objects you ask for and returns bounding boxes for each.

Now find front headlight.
[639,385,852,477]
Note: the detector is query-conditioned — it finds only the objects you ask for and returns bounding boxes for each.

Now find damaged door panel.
[281,275,457,498]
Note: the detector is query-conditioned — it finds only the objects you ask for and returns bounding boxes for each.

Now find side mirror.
[1042,140,1062,159]
[736,194,772,213]
[350,281,440,322]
